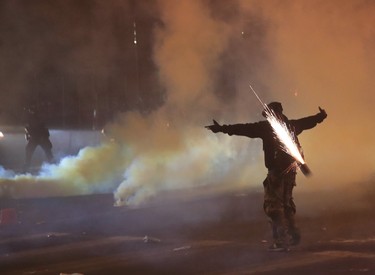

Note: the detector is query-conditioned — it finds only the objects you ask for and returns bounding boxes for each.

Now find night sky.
[0,0,162,128]
[0,0,267,128]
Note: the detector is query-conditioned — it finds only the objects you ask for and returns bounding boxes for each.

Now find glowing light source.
[249,85,310,175]
[263,107,305,164]
[133,21,137,45]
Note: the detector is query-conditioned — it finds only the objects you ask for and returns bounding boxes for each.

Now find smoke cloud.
[238,0,375,187]
[1,0,374,207]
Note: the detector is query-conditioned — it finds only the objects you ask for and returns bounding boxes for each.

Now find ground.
[0,188,374,275]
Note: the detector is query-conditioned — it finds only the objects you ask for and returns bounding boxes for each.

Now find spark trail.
[249,85,311,176]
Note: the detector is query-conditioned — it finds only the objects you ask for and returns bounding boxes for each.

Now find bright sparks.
[263,108,305,164]
[249,85,305,165]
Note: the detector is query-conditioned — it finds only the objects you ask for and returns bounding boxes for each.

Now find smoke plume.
[1,0,374,208]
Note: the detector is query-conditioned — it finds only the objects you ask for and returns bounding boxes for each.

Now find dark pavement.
[0,188,374,275]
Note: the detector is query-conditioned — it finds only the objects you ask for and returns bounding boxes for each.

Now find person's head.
[262,102,283,117]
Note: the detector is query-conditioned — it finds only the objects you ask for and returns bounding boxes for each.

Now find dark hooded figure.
[23,110,54,172]
[205,102,327,251]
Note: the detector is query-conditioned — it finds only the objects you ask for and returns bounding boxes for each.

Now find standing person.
[205,102,327,251]
[23,109,54,173]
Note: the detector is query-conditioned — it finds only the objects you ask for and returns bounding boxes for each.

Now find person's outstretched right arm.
[205,119,264,138]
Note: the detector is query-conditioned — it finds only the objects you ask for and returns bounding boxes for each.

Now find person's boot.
[268,222,290,252]
[268,242,290,252]
[289,229,301,246]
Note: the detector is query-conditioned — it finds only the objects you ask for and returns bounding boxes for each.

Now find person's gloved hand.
[205,119,222,133]
[317,106,327,122]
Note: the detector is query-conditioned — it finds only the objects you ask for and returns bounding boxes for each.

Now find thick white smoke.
[111,0,264,205]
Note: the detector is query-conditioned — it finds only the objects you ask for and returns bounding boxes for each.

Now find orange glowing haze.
[114,0,375,204]
[237,0,375,188]
[0,0,374,206]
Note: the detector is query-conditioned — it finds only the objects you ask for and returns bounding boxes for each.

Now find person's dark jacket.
[25,120,50,142]
[217,112,326,173]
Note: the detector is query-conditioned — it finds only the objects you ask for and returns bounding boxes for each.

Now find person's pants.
[24,138,53,170]
[263,170,298,246]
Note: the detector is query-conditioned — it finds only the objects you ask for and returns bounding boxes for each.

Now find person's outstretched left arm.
[292,107,327,135]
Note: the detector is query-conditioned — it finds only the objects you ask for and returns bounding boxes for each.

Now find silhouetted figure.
[23,111,54,172]
[206,102,327,251]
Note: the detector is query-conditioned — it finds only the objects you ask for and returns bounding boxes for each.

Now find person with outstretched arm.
[206,102,327,251]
